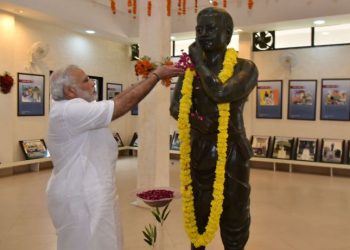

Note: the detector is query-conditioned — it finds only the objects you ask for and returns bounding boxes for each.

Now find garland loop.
[178,48,237,247]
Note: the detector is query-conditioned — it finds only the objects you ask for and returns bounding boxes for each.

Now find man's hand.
[152,65,184,80]
[189,42,204,66]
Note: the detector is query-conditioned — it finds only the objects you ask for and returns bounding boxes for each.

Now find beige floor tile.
[0,156,350,250]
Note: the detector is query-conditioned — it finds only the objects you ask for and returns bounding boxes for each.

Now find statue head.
[196,7,234,52]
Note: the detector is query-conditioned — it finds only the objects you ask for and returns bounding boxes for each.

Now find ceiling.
[1,0,350,43]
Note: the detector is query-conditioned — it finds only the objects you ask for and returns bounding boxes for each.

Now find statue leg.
[220,145,251,250]
[189,133,217,250]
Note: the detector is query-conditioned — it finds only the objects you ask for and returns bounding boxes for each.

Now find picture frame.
[88,75,103,101]
[130,132,138,147]
[295,138,318,162]
[320,78,350,121]
[170,132,180,151]
[348,140,350,164]
[19,139,50,160]
[272,136,294,160]
[256,80,283,119]
[131,105,138,115]
[106,83,123,100]
[321,138,344,164]
[288,80,317,120]
[17,73,45,116]
[250,135,270,157]
[113,132,124,147]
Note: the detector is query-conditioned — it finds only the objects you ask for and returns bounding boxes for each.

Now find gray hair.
[50,64,80,101]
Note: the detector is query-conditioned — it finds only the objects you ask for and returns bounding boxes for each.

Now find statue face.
[196,12,228,52]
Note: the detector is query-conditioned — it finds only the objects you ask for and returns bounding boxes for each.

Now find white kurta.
[46,98,122,250]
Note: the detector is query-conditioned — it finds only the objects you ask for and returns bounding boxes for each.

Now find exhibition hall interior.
[1,0,350,249]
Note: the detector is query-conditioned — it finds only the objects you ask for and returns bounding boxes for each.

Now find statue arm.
[170,76,184,120]
[197,58,259,103]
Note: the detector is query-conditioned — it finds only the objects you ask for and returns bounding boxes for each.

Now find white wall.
[0,11,137,162]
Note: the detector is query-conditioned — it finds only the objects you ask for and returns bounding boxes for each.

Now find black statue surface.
[170,7,258,250]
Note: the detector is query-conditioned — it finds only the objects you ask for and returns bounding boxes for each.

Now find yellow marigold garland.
[178,48,237,247]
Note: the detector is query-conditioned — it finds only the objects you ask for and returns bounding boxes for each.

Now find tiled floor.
[0,156,349,250]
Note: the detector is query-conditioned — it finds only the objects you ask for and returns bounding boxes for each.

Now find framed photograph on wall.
[106,83,123,100]
[17,73,45,116]
[170,132,180,151]
[113,132,124,147]
[88,75,103,101]
[130,132,138,147]
[256,80,283,119]
[251,135,270,157]
[321,138,344,164]
[272,136,294,160]
[288,80,317,120]
[320,79,350,121]
[295,138,318,162]
[19,139,50,160]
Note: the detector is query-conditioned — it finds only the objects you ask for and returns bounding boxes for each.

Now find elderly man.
[170,7,258,250]
[47,64,183,250]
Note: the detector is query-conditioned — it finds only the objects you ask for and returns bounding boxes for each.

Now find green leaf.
[152,210,161,223]
[144,238,152,246]
[161,204,170,220]
[154,225,157,242]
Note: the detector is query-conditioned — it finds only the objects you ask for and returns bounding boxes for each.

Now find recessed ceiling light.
[170,36,176,40]
[234,29,243,33]
[313,20,325,25]
[85,30,96,34]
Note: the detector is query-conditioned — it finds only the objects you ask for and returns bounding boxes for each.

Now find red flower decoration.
[0,72,14,94]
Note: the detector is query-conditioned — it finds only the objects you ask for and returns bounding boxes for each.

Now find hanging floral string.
[127,0,132,14]
[109,0,232,17]
[132,0,137,18]
[110,0,116,14]
[248,0,254,9]
[182,0,186,15]
[167,0,171,16]
[177,0,182,15]
[147,0,152,16]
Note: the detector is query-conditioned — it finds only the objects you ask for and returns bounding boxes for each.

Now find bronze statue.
[170,7,258,250]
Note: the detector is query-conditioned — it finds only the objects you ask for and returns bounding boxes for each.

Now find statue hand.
[189,42,204,66]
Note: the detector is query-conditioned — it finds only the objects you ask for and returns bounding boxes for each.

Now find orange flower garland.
[109,0,234,16]
[177,0,182,15]
[127,0,132,14]
[248,0,254,9]
[167,0,171,16]
[182,0,186,15]
[110,0,116,14]
[147,0,152,16]
[132,0,137,18]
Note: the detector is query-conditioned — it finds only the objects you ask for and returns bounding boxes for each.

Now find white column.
[0,12,15,163]
[137,1,171,189]
[239,32,255,138]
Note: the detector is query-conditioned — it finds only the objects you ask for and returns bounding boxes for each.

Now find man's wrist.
[151,72,161,82]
